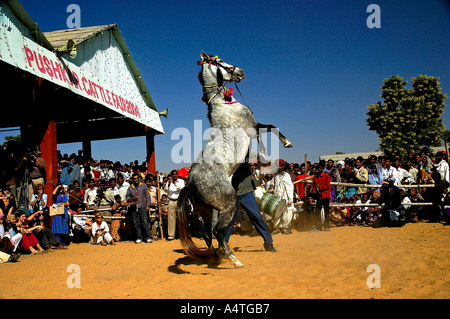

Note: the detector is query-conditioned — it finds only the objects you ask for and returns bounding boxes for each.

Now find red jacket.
[313,172,331,199]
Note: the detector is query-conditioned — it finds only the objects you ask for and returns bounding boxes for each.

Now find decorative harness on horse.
[198,55,241,105]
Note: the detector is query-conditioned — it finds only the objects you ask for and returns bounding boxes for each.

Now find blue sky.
[2,0,450,173]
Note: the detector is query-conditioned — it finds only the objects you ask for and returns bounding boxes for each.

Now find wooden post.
[82,139,92,160]
[146,129,156,175]
[40,121,58,205]
[446,140,449,164]
[304,154,307,199]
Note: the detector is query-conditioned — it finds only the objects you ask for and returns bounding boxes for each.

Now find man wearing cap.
[274,159,295,234]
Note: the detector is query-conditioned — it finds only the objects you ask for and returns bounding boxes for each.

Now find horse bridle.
[198,55,241,105]
[198,55,238,88]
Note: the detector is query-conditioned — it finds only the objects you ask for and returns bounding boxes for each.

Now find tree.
[366,75,448,157]
[2,135,22,152]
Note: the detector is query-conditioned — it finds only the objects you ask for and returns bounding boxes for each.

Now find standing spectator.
[368,165,382,192]
[81,161,92,185]
[383,158,398,185]
[100,161,115,182]
[117,174,130,202]
[110,194,128,241]
[68,156,81,185]
[68,180,85,212]
[30,184,47,214]
[395,159,414,185]
[58,160,71,187]
[418,155,432,184]
[83,179,98,210]
[164,170,185,241]
[145,175,159,239]
[295,163,312,201]
[355,156,369,195]
[312,161,331,232]
[126,172,152,244]
[404,159,419,183]
[28,152,46,192]
[52,184,70,246]
[434,151,450,186]
[274,159,294,234]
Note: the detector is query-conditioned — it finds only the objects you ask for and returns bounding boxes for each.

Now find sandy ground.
[1,222,449,299]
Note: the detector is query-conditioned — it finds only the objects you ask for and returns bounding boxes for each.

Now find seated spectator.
[346,195,360,225]
[2,214,22,253]
[91,212,115,246]
[330,205,347,227]
[0,189,16,219]
[13,212,45,255]
[404,187,424,222]
[354,193,372,225]
[20,207,65,251]
[72,213,93,243]
[0,214,16,255]
[443,193,450,225]
[372,181,405,228]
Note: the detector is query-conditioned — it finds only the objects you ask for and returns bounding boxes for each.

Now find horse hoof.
[230,256,244,268]
[284,141,293,148]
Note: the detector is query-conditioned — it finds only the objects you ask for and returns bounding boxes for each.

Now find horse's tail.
[177,185,218,262]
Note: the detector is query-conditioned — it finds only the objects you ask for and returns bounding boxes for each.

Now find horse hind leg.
[257,123,293,148]
[214,228,244,268]
[213,208,244,268]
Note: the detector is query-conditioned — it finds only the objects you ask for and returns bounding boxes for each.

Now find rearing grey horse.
[177,51,292,268]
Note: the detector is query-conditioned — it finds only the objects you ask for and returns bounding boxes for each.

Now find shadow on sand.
[168,249,234,274]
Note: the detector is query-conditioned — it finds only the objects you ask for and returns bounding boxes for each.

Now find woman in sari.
[52,184,70,246]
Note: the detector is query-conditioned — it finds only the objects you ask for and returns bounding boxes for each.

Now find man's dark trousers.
[315,198,330,230]
[225,192,273,245]
[132,206,151,241]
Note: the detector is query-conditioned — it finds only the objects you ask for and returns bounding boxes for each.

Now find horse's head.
[198,51,245,88]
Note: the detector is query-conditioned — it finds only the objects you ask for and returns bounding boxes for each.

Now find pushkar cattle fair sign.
[0,12,164,134]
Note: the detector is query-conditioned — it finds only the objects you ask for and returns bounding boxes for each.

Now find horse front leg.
[213,206,244,268]
[257,123,293,148]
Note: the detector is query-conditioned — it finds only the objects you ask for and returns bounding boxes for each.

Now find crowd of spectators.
[1,145,449,264]
[279,151,450,232]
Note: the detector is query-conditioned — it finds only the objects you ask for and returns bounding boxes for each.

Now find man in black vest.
[224,161,276,252]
